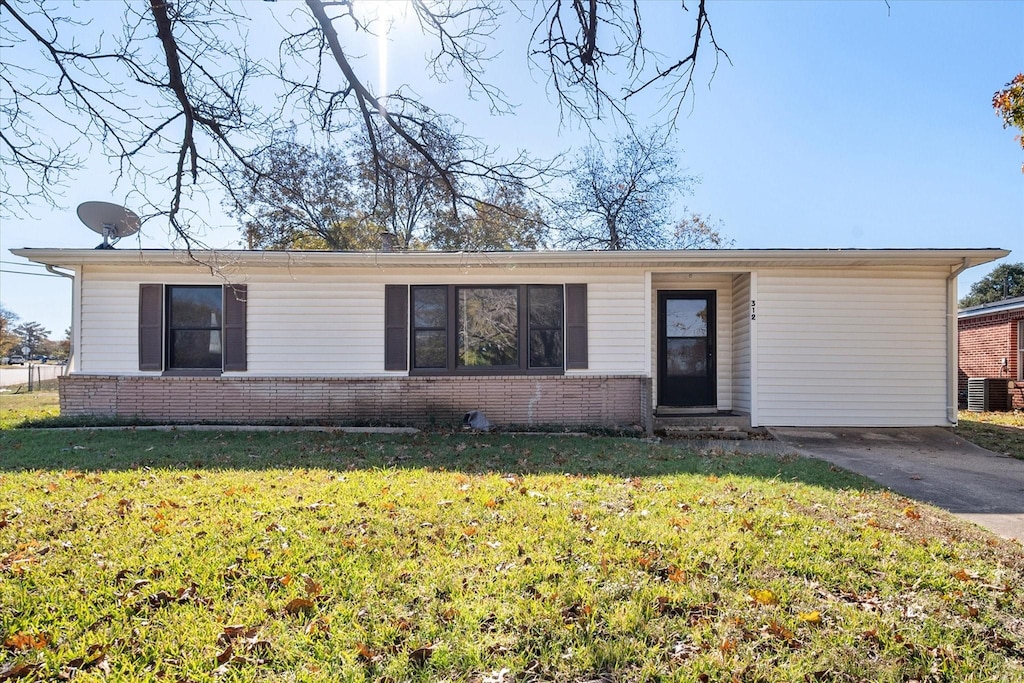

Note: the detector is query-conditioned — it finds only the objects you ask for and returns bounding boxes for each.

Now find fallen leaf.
[218,625,249,644]
[61,644,108,676]
[408,643,435,665]
[305,617,331,636]
[903,506,922,520]
[766,620,794,641]
[797,610,822,624]
[303,576,322,597]
[215,642,234,666]
[0,661,42,680]
[3,632,48,651]
[749,589,778,606]
[952,568,975,582]
[284,597,314,615]
[355,642,376,662]
[667,567,687,584]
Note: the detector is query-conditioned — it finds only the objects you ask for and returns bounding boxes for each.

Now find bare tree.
[530,0,728,126]
[556,132,690,250]
[352,116,463,249]
[1,0,724,246]
[555,132,730,250]
[671,211,733,249]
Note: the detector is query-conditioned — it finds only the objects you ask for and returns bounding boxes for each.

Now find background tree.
[430,181,549,251]
[354,118,463,250]
[227,132,376,250]
[557,132,698,250]
[57,327,71,360]
[959,262,1024,308]
[0,305,20,357]
[993,73,1024,172]
[230,126,550,251]
[1,0,722,244]
[11,321,49,357]
[671,211,734,249]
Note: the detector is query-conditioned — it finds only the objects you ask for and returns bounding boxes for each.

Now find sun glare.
[360,0,411,101]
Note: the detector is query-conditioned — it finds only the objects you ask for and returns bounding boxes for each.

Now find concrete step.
[658,426,749,440]
[654,414,751,429]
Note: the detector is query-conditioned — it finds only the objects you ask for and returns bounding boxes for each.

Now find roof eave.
[9,247,1011,270]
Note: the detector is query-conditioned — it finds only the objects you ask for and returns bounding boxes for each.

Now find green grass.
[0,428,1021,682]
[956,410,1024,460]
[0,390,60,429]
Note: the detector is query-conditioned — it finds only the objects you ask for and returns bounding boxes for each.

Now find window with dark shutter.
[223,284,247,372]
[384,285,408,371]
[166,286,223,369]
[139,284,163,371]
[407,284,574,375]
[565,284,588,369]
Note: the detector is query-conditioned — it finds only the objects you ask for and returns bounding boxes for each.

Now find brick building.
[958,296,1024,409]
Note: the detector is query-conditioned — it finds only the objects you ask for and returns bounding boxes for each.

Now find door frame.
[657,290,717,409]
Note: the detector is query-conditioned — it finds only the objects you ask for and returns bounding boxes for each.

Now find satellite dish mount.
[77,201,141,249]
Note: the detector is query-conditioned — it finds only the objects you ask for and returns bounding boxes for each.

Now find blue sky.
[1,0,1022,338]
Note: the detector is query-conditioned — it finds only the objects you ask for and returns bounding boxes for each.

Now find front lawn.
[0,428,1020,682]
[956,410,1024,460]
[0,389,59,429]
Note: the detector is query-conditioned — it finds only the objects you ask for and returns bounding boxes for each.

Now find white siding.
[731,274,751,415]
[755,269,949,426]
[586,277,648,374]
[651,274,734,410]
[79,273,141,373]
[76,265,648,376]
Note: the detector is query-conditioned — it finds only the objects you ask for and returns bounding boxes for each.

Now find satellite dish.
[77,201,141,249]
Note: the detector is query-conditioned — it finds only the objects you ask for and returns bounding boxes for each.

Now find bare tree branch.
[2,0,723,253]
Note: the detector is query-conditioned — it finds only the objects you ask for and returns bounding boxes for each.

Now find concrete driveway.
[771,427,1024,542]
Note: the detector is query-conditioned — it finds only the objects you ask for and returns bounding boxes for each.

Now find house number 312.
[750,300,756,321]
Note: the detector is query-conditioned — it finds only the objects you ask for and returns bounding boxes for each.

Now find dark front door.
[658,291,715,408]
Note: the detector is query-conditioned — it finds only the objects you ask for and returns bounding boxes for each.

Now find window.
[408,285,566,374]
[528,286,564,368]
[1019,320,1023,381]
[458,287,519,369]
[139,284,246,373]
[167,286,223,369]
[413,286,448,369]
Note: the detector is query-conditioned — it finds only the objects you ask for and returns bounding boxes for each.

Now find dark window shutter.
[565,283,588,369]
[139,284,163,371]
[223,284,247,372]
[385,285,408,371]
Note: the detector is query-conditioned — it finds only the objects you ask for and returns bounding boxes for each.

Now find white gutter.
[45,265,74,279]
[946,258,974,425]
[10,247,1011,271]
[44,265,77,373]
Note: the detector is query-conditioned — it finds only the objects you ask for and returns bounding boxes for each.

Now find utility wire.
[0,269,64,278]
[0,260,47,268]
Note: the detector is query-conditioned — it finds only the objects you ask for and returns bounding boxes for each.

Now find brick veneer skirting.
[958,309,1024,409]
[58,374,653,429]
